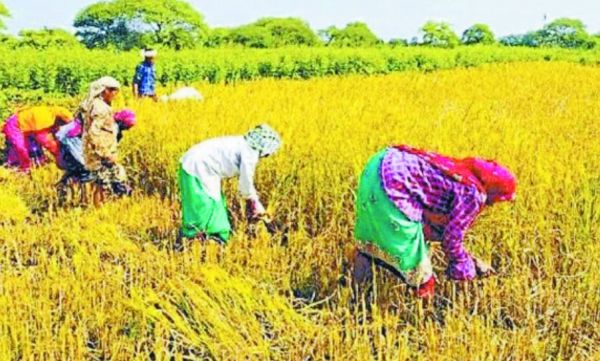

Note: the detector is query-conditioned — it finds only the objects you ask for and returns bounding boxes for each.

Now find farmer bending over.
[3,106,73,172]
[353,145,517,298]
[178,124,282,245]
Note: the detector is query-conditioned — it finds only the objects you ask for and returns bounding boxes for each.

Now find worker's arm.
[54,107,74,124]
[132,64,141,97]
[239,150,265,219]
[442,185,485,281]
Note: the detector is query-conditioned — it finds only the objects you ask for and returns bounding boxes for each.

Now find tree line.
[0,0,599,50]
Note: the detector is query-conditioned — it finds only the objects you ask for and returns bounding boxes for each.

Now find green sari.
[354,150,432,286]
[179,166,231,242]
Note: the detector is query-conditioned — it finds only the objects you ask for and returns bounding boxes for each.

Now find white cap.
[142,49,157,58]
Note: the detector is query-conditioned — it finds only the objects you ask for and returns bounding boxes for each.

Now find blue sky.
[3,0,600,40]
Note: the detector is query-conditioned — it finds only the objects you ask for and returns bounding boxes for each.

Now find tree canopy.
[74,0,208,50]
[536,18,595,49]
[320,22,381,47]
[227,24,273,48]
[17,28,82,49]
[388,38,408,47]
[252,17,321,47]
[3,2,595,51]
[500,18,596,49]
[499,32,540,47]
[462,23,495,45]
[205,27,231,47]
[208,18,320,48]
[420,21,460,48]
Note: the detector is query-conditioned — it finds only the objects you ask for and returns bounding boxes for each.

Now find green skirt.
[354,150,429,277]
[179,166,231,242]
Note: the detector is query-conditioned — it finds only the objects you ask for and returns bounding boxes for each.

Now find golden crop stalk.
[0,62,598,360]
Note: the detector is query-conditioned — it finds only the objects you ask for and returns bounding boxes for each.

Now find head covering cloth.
[394,145,516,205]
[244,124,282,157]
[80,76,121,114]
[114,109,136,129]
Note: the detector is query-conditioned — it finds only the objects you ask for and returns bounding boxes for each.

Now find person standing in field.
[3,105,74,172]
[81,76,132,201]
[177,124,282,246]
[352,145,517,298]
[133,49,158,101]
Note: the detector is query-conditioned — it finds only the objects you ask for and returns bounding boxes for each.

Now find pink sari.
[3,114,60,171]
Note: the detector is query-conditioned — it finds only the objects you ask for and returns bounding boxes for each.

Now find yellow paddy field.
[0,62,598,360]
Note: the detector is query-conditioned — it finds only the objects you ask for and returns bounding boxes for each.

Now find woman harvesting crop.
[353,145,517,298]
[177,124,282,246]
[81,76,132,201]
[3,106,74,172]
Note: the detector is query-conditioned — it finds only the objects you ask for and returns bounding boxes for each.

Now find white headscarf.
[80,76,121,114]
[244,124,282,157]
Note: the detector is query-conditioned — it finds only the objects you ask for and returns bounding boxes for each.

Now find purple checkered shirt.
[380,147,487,280]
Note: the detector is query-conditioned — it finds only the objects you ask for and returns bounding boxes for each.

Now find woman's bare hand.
[473,257,496,278]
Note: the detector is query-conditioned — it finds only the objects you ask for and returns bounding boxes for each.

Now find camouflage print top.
[82,98,117,171]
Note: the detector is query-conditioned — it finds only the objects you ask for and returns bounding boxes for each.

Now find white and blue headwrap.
[244,124,282,157]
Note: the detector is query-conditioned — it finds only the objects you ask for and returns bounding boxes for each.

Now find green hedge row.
[0,46,599,97]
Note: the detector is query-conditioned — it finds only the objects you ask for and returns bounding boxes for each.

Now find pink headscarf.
[63,109,136,139]
[394,145,517,205]
[114,109,136,129]
[66,121,82,138]
[462,157,516,204]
